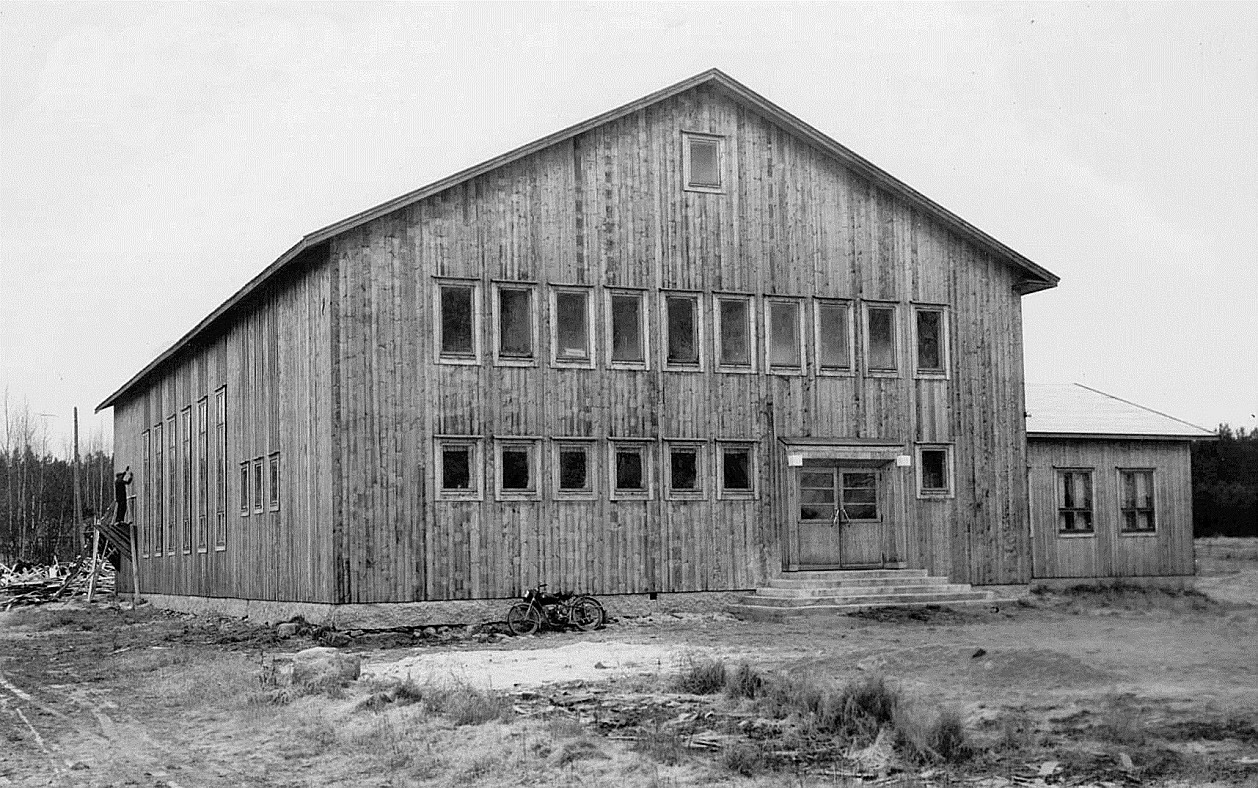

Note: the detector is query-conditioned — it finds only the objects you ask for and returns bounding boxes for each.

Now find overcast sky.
[2,2,1255,454]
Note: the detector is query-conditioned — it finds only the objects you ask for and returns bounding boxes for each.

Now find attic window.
[684,133,723,192]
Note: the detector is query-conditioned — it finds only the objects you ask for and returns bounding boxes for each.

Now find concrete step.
[738,589,993,608]
[753,583,975,599]
[771,569,928,583]
[766,575,949,590]
[730,596,1001,622]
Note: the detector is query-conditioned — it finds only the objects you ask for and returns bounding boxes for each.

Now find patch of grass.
[993,710,1038,752]
[719,741,766,776]
[671,657,726,695]
[633,725,685,765]
[724,662,762,699]
[1098,698,1147,747]
[546,716,587,739]
[421,682,511,726]
[552,738,609,767]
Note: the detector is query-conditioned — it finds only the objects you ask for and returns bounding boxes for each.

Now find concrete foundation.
[138,590,750,629]
[1029,575,1196,591]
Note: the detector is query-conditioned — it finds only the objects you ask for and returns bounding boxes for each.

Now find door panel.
[797,468,841,567]
[794,466,887,569]
[838,470,883,567]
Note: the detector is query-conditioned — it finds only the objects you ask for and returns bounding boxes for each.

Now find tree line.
[1192,424,1258,538]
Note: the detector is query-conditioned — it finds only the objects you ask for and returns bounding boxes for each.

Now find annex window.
[551,287,594,366]
[141,430,151,558]
[915,444,954,498]
[181,407,192,553]
[663,292,702,369]
[215,387,227,550]
[683,133,723,192]
[714,295,754,371]
[815,299,854,374]
[610,440,652,500]
[268,453,280,511]
[153,422,164,556]
[494,283,537,364]
[437,280,480,363]
[553,439,596,499]
[607,289,648,368]
[239,461,250,516]
[165,415,176,553]
[197,397,209,552]
[766,298,804,372]
[1119,469,1156,534]
[665,441,706,500]
[1057,469,1094,535]
[496,439,540,500]
[913,306,949,377]
[436,438,482,501]
[718,442,757,499]
[864,303,899,375]
[252,458,264,515]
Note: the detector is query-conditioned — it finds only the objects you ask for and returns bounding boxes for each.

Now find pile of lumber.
[0,558,117,610]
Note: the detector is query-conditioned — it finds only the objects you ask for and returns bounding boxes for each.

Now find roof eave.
[1028,431,1218,441]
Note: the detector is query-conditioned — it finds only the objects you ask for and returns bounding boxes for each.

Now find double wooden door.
[796,466,886,568]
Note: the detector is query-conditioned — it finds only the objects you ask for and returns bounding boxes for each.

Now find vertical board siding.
[1028,439,1194,579]
[111,250,335,602]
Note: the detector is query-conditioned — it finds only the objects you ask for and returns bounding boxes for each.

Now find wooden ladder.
[85,503,141,608]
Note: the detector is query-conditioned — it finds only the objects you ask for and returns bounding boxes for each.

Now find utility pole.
[73,407,83,555]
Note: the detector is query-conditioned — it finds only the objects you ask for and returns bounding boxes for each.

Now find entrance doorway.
[795,465,888,568]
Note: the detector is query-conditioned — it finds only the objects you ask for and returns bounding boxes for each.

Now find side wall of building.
[111,249,337,602]
[1028,438,1194,579]
[328,83,1033,603]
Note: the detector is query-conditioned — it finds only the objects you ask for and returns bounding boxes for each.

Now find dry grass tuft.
[724,662,763,699]
[671,657,727,695]
[719,741,766,776]
[633,725,686,765]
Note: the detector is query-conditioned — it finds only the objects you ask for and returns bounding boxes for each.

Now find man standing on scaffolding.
[114,466,133,523]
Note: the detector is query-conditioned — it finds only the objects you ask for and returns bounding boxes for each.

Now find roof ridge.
[1071,383,1215,435]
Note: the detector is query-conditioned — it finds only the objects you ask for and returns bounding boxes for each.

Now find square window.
[665,441,706,499]
[1119,469,1156,534]
[438,282,478,361]
[437,438,482,500]
[715,296,753,370]
[684,134,722,191]
[816,300,853,373]
[608,290,647,367]
[553,440,595,498]
[553,288,592,364]
[916,445,953,498]
[664,293,701,368]
[496,440,539,500]
[865,304,898,374]
[610,442,652,499]
[1057,469,1094,535]
[914,306,949,377]
[718,443,757,499]
[495,284,536,363]
[767,299,803,371]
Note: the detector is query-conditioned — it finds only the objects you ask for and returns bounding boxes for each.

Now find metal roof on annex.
[98,68,1060,412]
[1025,383,1216,440]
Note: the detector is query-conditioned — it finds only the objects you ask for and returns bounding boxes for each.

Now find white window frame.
[862,301,900,378]
[764,296,805,375]
[608,439,654,500]
[713,293,756,373]
[252,457,264,516]
[663,439,707,501]
[605,288,650,371]
[911,304,951,379]
[915,444,955,499]
[492,281,539,367]
[814,298,856,376]
[1117,468,1158,537]
[1055,467,1096,538]
[267,452,281,512]
[716,441,759,500]
[660,290,704,371]
[434,278,482,365]
[552,438,597,500]
[682,132,724,193]
[549,285,596,369]
[495,438,541,501]
[435,437,484,502]
[239,461,250,517]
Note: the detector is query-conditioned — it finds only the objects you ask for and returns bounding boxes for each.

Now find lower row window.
[435,438,758,501]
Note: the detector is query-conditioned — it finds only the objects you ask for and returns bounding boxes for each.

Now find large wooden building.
[97,70,1064,611]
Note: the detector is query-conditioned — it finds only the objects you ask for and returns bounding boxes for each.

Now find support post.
[128,522,141,610]
[86,527,101,603]
[73,408,83,556]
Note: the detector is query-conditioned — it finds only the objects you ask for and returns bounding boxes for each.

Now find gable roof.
[98,68,1058,412]
[1025,383,1215,440]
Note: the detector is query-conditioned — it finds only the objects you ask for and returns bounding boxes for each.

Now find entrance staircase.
[730,569,996,620]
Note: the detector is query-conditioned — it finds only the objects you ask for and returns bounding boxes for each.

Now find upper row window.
[436,281,948,378]
[683,132,723,193]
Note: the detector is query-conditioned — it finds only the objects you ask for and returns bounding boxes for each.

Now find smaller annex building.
[1025,384,1215,588]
